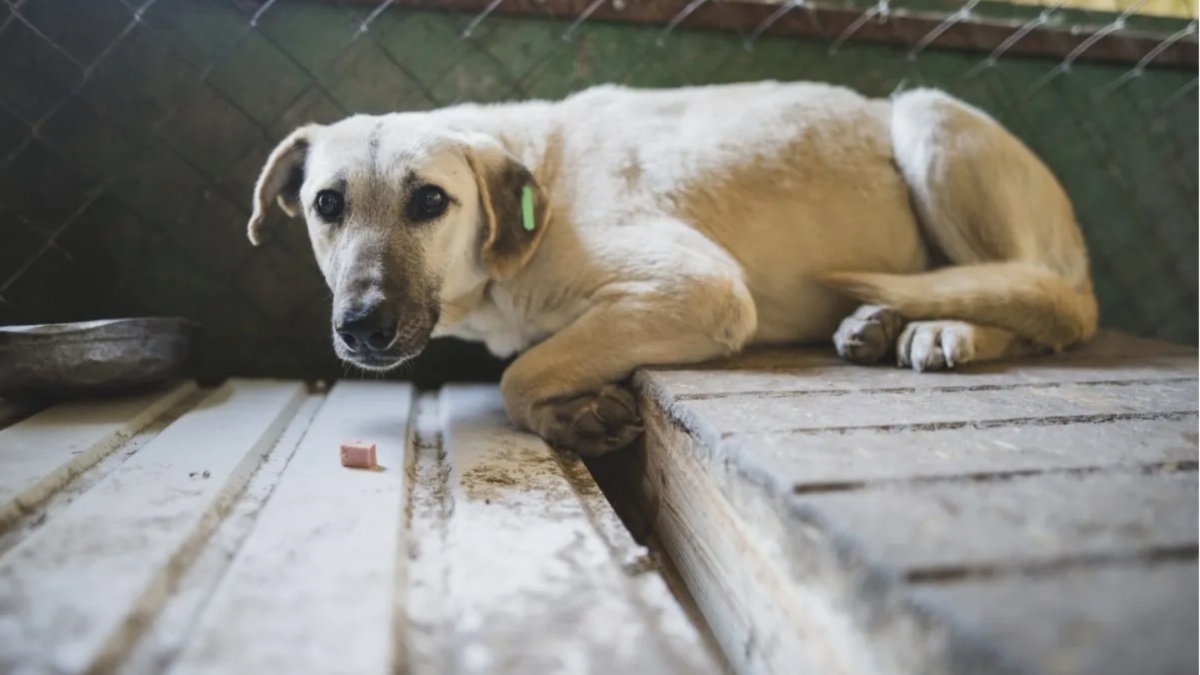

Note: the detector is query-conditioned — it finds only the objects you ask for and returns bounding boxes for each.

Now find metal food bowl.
[0,318,195,398]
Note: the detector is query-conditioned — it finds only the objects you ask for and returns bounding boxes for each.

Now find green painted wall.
[0,0,1194,384]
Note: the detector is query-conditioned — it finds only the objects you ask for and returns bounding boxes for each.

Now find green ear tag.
[521,185,536,232]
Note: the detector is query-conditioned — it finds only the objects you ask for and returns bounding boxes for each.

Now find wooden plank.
[554,452,721,665]
[0,382,197,530]
[423,385,718,674]
[650,332,1195,375]
[635,407,890,675]
[657,363,1198,399]
[801,470,1198,572]
[645,332,1196,398]
[0,380,305,674]
[911,561,1198,675]
[649,357,1198,399]
[624,337,1200,675]
[171,382,413,675]
[674,380,1197,436]
[729,416,1198,489]
[122,394,327,675]
[632,399,1026,675]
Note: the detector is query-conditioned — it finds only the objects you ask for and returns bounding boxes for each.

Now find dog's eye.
[408,185,448,222]
[315,190,344,219]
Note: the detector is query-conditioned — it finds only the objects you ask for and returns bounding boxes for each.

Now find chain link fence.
[0,0,1195,385]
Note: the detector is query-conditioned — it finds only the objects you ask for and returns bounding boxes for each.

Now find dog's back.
[522,82,1097,364]
[537,82,930,343]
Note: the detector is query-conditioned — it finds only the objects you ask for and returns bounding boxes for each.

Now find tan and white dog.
[247,81,1098,455]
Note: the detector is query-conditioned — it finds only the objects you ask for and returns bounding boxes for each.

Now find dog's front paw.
[534,385,643,457]
[834,305,906,364]
[896,321,976,372]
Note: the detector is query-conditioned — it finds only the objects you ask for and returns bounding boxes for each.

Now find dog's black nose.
[336,304,396,353]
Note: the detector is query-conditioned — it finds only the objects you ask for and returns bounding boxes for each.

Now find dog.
[246,81,1098,456]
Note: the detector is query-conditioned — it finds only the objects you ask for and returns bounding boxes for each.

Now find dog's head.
[247,115,551,371]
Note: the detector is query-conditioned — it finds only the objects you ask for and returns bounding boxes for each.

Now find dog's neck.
[435,279,489,329]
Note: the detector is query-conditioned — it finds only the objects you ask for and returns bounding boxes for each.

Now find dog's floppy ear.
[465,140,552,280]
[247,125,318,246]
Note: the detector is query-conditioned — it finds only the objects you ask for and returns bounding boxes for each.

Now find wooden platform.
[0,383,720,675]
[591,331,1199,675]
[0,331,1195,674]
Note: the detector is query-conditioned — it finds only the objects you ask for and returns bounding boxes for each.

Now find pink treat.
[340,441,377,469]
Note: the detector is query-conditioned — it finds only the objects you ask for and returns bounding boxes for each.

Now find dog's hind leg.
[827,89,1098,370]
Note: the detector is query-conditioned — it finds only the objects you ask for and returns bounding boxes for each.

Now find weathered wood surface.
[0,381,719,675]
[414,386,716,675]
[171,382,412,675]
[0,382,197,529]
[626,331,1198,675]
[0,381,307,674]
[3,330,1191,675]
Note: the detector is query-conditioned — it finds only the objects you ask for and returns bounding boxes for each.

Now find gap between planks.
[404,385,720,675]
[903,543,1199,584]
[404,390,452,675]
[672,376,1200,401]
[790,459,1199,496]
[712,409,1199,439]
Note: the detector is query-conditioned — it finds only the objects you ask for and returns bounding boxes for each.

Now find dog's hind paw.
[535,385,643,457]
[896,321,977,372]
[833,305,906,364]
